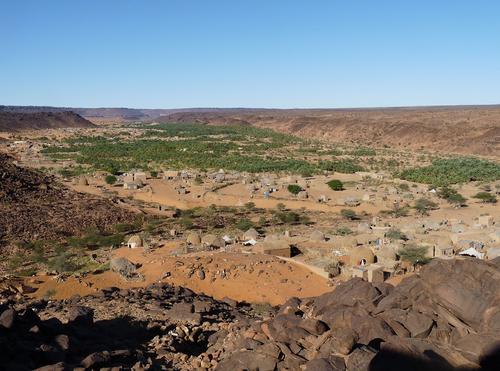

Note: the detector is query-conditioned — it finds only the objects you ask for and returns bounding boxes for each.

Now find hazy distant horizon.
[2,103,500,112]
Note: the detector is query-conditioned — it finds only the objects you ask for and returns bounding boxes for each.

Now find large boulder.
[0,308,16,329]
[68,306,94,326]
[110,257,137,279]
[346,346,376,371]
[418,259,500,333]
[304,357,345,371]
[216,350,278,371]
[318,327,358,355]
[376,258,500,336]
[313,278,383,317]
[201,234,225,248]
[452,333,500,364]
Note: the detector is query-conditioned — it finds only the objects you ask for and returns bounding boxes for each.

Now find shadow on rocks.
[369,345,500,371]
[1,309,162,370]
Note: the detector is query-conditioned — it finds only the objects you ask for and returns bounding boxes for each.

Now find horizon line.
[2,103,500,111]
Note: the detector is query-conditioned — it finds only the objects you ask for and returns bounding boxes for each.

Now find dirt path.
[275,256,330,279]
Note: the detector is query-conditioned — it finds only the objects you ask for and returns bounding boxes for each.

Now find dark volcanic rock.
[305,357,345,371]
[1,259,500,370]
[216,349,278,370]
[0,308,16,328]
[346,346,377,371]
[0,153,137,243]
[68,306,94,326]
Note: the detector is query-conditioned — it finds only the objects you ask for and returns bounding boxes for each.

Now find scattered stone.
[197,269,206,280]
[68,305,94,326]
[0,308,15,328]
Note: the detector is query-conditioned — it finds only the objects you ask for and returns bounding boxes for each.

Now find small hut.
[310,230,326,242]
[127,235,143,249]
[123,182,139,190]
[133,171,147,183]
[201,234,225,249]
[349,247,375,266]
[186,232,201,245]
[163,170,180,180]
[243,228,259,241]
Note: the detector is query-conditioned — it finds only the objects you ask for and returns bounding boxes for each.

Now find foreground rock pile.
[0,283,261,370]
[0,153,135,243]
[1,258,500,370]
[215,257,500,370]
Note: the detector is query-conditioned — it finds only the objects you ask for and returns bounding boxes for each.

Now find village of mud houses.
[1,1,500,370]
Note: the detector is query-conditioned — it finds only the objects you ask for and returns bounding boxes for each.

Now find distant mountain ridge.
[1,105,499,156]
[0,111,95,132]
[0,105,147,120]
[0,105,271,121]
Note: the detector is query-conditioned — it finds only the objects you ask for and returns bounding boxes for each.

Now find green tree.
[438,187,467,206]
[48,252,78,273]
[398,245,431,267]
[340,209,358,220]
[327,179,344,191]
[473,192,497,203]
[180,217,194,229]
[414,198,438,215]
[276,211,301,224]
[105,175,117,185]
[385,229,407,241]
[399,157,500,186]
[390,204,410,218]
[287,184,303,195]
[236,218,254,231]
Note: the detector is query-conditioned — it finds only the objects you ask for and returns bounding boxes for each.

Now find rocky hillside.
[1,258,499,370]
[0,154,134,243]
[0,111,94,131]
[162,106,500,157]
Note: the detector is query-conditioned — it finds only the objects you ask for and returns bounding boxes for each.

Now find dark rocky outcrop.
[0,154,136,244]
[1,258,500,370]
[212,258,500,370]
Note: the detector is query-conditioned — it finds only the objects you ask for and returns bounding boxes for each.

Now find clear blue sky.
[1,0,499,108]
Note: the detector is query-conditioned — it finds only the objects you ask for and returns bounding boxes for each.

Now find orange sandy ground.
[28,243,331,306]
